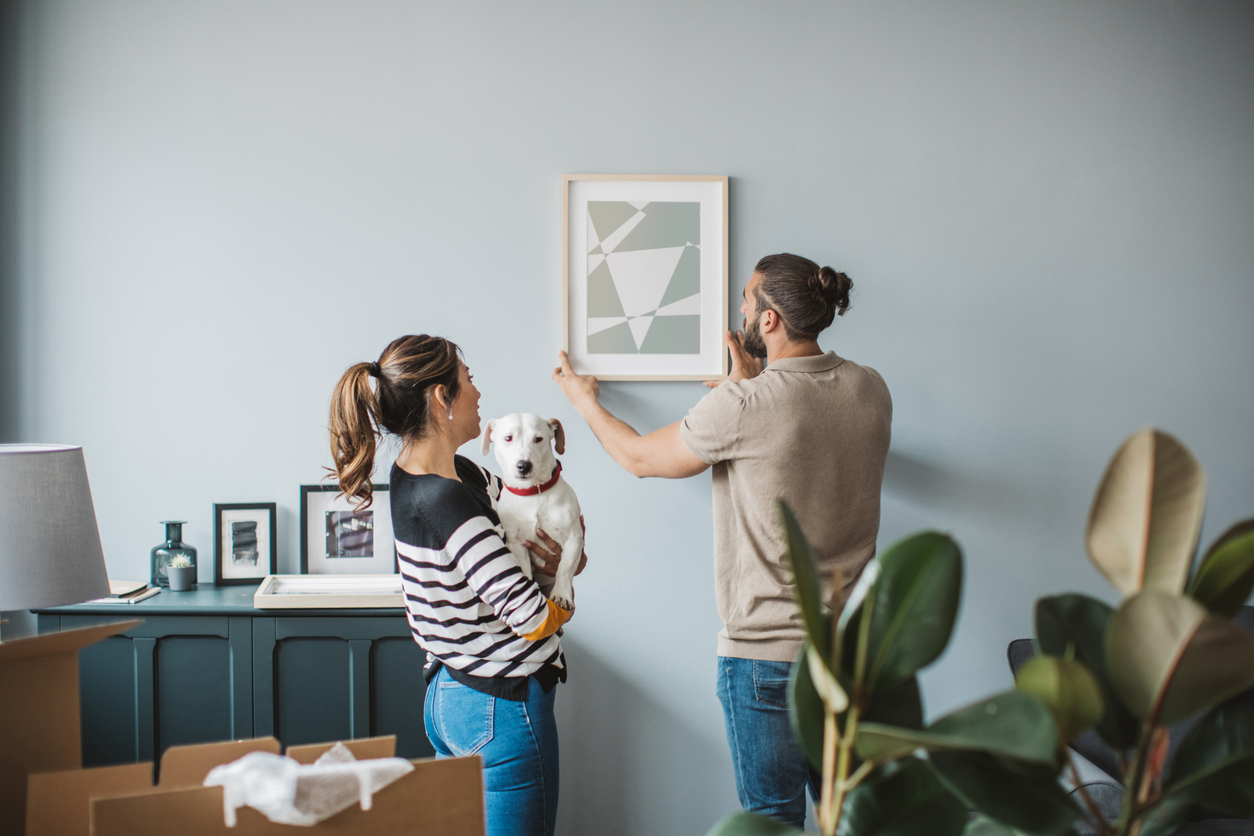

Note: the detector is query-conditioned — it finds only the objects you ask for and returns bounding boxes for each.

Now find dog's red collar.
[503,462,563,497]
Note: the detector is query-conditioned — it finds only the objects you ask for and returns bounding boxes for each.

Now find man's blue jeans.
[424,666,559,836]
[716,656,818,829]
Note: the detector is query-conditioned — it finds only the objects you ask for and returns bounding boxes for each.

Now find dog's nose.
[516,461,533,477]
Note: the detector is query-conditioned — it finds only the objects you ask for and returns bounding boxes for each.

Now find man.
[551,252,892,827]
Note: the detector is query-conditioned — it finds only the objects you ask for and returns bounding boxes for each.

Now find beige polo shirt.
[681,352,892,662]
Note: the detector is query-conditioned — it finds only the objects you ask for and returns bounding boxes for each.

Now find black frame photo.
[213,502,278,586]
[300,484,396,575]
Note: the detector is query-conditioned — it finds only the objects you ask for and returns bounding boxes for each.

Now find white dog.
[480,413,583,611]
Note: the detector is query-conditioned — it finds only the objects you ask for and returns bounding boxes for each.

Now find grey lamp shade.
[0,444,110,611]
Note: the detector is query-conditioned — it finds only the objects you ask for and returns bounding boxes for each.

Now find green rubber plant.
[706,428,1254,836]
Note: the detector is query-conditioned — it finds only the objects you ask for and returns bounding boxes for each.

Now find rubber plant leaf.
[1187,519,1254,618]
[1158,686,1254,818]
[1106,591,1254,727]
[779,500,833,666]
[962,816,1037,836]
[808,640,849,713]
[861,531,963,692]
[804,675,923,776]
[1137,798,1191,836]
[862,675,924,732]
[928,750,1080,836]
[836,757,967,836]
[837,561,880,680]
[1035,594,1140,748]
[789,640,828,773]
[1014,655,1105,743]
[705,811,804,836]
[855,691,1059,765]
[1086,428,1206,597]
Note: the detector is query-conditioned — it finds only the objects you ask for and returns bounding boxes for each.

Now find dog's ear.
[480,419,497,455]
[549,419,565,455]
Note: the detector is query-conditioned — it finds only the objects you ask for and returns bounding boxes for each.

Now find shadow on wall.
[555,638,739,836]
[882,450,1059,535]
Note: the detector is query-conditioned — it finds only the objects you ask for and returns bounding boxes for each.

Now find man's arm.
[551,352,710,479]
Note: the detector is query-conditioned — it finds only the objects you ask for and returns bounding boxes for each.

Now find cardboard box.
[0,619,140,835]
[7,621,484,836]
[28,734,485,836]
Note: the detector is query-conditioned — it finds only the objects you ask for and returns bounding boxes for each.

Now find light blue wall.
[12,1,1254,833]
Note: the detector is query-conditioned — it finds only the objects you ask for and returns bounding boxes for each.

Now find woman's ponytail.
[329,362,382,509]
[326,335,463,510]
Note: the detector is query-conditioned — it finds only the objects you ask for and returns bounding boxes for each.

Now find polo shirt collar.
[765,351,844,373]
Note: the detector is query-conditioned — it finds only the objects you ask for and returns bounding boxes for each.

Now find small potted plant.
[167,555,197,592]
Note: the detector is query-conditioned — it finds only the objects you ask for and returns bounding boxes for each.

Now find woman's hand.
[524,517,588,577]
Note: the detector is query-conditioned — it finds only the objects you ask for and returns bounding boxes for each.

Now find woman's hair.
[328,335,462,509]
[753,253,853,340]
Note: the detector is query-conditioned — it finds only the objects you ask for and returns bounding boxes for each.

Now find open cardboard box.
[1,620,483,836]
[0,620,142,835]
[28,734,484,836]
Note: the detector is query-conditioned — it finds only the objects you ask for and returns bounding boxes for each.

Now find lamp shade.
[0,445,110,611]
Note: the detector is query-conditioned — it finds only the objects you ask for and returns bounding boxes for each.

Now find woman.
[328,334,581,836]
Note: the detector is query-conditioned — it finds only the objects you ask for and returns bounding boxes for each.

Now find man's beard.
[742,314,767,359]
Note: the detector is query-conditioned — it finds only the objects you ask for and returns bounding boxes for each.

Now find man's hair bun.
[814,266,853,317]
[753,253,854,340]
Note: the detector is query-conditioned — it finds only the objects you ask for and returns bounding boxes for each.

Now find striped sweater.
[391,456,569,685]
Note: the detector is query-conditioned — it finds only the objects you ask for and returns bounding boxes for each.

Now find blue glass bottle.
[150,520,197,588]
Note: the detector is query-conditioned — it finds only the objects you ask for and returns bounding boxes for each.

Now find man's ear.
[759,308,781,335]
[549,419,565,455]
[480,419,497,455]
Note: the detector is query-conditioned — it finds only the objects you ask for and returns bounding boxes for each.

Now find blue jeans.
[716,656,818,829]
[424,666,559,836]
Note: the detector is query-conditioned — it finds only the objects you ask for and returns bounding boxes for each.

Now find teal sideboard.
[35,586,434,767]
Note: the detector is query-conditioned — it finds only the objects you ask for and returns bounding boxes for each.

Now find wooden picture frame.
[212,503,277,586]
[562,174,729,381]
[300,484,397,575]
[253,574,404,609]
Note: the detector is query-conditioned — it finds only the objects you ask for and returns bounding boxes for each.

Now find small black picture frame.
[213,502,278,586]
[300,484,396,574]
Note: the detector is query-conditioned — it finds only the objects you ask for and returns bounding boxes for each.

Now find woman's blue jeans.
[424,666,560,836]
[716,656,819,829]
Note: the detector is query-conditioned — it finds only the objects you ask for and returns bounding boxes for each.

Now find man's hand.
[552,351,601,416]
[703,330,763,389]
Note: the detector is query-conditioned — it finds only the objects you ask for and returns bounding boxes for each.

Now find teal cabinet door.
[37,604,431,767]
[253,617,434,758]
[40,613,252,767]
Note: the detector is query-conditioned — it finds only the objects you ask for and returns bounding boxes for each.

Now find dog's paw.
[549,595,573,611]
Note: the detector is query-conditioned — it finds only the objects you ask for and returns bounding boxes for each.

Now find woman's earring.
[447,407,454,421]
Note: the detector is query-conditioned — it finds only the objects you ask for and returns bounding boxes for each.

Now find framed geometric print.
[562,174,729,380]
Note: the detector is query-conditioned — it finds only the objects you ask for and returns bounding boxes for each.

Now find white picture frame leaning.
[562,174,729,381]
[300,484,397,575]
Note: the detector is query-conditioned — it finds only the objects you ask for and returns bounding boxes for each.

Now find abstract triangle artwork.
[587,258,626,318]
[627,316,654,349]
[587,201,701,354]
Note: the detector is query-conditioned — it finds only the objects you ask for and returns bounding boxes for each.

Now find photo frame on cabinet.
[300,484,397,575]
[562,174,729,381]
[213,502,278,585]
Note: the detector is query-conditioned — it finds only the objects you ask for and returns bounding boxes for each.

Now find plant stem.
[829,701,862,835]
[1066,749,1113,836]
[1116,723,1156,836]
[819,709,839,835]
